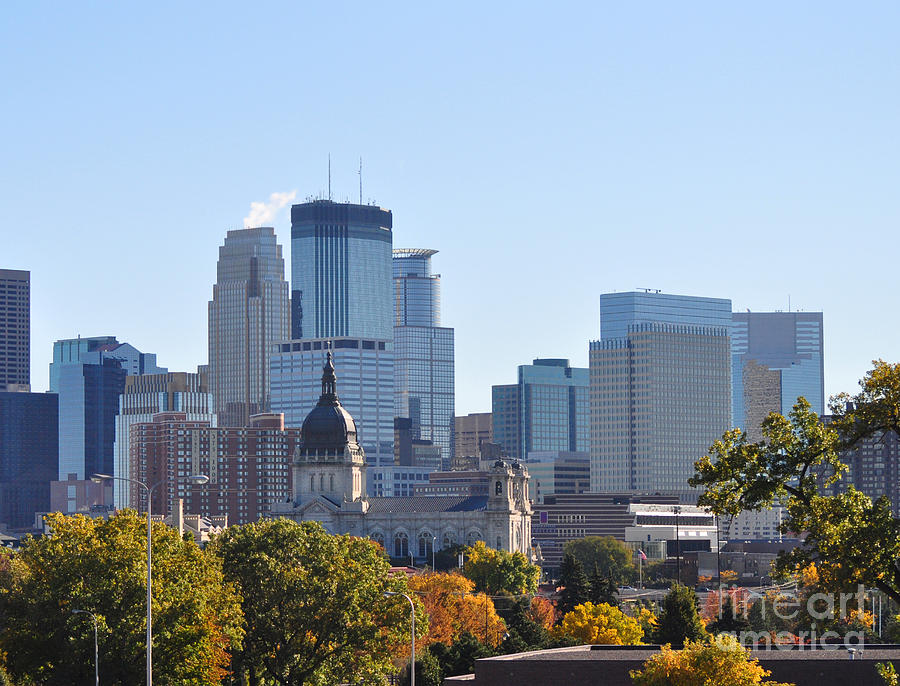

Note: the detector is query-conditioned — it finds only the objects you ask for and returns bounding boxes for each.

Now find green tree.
[564,536,636,586]
[0,511,242,686]
[428,632,496,679]
[653,583,708,645]
[589,563,618,606]
[630,636,794,686]
[210,518,422,686]
[690,377,900,606]
[461,541,540,595]
[399,649,443,686]
[707,596,750,635]
[557,553,591,616]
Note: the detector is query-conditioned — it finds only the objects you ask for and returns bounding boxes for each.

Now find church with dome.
[271,353,534,561]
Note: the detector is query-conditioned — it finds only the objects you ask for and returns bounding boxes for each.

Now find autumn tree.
[553,602,647,645]
[652,583,708,645]
[210,518,423,686]
[0,511,242,686]
[407,572,506,647]
[461,541,540,595]
[630,635,794,686]
[691,362,900,606]
[563,536,635,586]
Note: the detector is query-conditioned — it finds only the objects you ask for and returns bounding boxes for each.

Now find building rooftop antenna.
[328,154,332,201]
[358,157,363,205]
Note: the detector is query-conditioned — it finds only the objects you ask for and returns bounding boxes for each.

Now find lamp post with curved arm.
[91,472,209,686]
[72,609,99,686]
[384,591,415,686]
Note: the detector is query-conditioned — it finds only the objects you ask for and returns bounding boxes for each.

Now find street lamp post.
[432,536,436,571]
[384,591,415,686]
[72,609,99,686]
[92,472,209,686]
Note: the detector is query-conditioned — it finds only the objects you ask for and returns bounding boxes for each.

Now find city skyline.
[4,4,899,415]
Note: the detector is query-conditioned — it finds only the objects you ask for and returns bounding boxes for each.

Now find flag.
[638,549,647,561]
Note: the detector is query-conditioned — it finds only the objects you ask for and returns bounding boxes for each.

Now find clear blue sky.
[3,2,898,414]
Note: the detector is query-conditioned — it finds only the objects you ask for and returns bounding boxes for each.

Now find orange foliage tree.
[408,572,507,647]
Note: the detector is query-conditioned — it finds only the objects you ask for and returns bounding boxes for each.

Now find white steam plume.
[243,190,297,228]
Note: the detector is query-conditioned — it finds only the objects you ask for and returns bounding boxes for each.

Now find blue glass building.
[393,249,455,467]
[290,201,393,340]
[731,311,824,437]
[492,359,589,462]
[590,292,732,497]
[0,391,58,529]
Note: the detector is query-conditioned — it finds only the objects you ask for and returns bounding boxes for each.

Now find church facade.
[271,353,533,561]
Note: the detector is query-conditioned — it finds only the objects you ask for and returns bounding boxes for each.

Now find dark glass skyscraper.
[208,227,290,427]
[0,391,57,529]
[0,269,30,392]
[393,249,455,466]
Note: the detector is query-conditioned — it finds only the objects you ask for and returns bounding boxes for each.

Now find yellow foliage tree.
[630,636,794,686]
[553,602,647,645]
[407,572,507,647]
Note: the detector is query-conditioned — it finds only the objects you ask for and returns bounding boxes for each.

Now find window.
[394,532,409,558]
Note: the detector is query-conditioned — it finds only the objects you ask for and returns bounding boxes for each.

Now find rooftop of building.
[366,495,488,514]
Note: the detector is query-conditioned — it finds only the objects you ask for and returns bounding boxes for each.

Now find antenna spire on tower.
[328,154,332,201]
[358,157,363,204]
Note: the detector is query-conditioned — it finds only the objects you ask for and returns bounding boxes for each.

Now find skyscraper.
[208,227,290,427]
[53,339,166,481]
[290,200,393,340]
[731,311,824,438]
[0,390,57,529]
[113,370,216,508]
[393,248,455,466]
[0,269,30,392]
[492,359,589,461]
[275,200,395,465]
[590,292,732,497]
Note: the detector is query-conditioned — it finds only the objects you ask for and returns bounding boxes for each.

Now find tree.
[690,382,900,606]
[428,632,495,679]
[563,536,636,586]
[706,596,750,635]
[407,572,506,647]
[652,583,708,645]
[553,602,647,645]
[399,649,443,686]
[630,635,794,686]
[0,511,242,686]
[557,553,591,616]
[589,563,618,606]
[210,518,423,686]
[461,541,540,595]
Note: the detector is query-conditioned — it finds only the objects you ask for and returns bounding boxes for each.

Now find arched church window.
[496,536,502,549]
[370,532,385,548]
[466,531,482,546]
[495,481,502,495]
[418,532,434,559]
[310,476,314,491]
[442,532,456,550]
[329,474,334,490]
[319,474,324,491]
[393,532,409,558]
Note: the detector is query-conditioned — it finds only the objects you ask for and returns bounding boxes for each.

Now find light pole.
[92,472,209,686]
[384,591,415,686]
[432,536,437,571]
[72,609,99,686]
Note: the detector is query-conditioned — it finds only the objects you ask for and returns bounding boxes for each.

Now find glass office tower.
[290,200,393,340]
[590,292,732,498]
[731,311,824,439]
[492,359,589,462]
[0,269,30,392]
[208,227,290,427]
[393,249,455,466]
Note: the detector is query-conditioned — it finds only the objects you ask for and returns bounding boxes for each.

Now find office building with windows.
[208,227,290,427]
[393,248,455,466]
[590,291,732,498]
[113,371,216,508]
[270,338,395,465]
[0,391,58,529]
[0,269,30,392]
[454,412,493,461]
[492,359,589,461]
[732,311,824,439]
